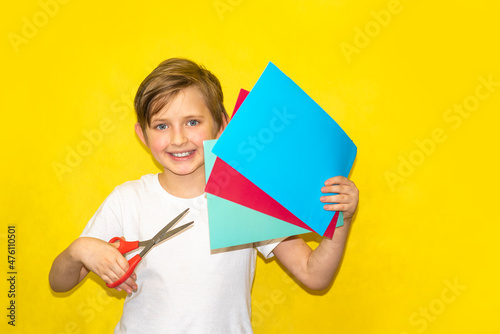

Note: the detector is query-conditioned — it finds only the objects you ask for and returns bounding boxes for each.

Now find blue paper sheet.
[212,62,357,235]
[204,140,310,249]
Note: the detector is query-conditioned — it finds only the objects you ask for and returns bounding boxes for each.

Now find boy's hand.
[320,176,359,222]
[73,237,138,294]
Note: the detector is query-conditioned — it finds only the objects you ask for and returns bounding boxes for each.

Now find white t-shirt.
[81,174,281,333]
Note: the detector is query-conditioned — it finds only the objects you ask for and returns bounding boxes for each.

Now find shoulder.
[113,174,158,194]
[104,174,160,205]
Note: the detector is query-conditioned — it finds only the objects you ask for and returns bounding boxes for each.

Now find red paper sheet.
[230,89,249,119]
[206,89,338,238]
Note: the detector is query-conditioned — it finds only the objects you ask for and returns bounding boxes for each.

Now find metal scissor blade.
[137,222,194,248]
[139,208,190,258]
[157,221,194,243]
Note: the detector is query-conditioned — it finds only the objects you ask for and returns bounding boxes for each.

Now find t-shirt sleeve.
[254,237,287,259]
[80,188,124,241]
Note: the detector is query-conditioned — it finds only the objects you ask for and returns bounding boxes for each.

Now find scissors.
[106,208,193,288]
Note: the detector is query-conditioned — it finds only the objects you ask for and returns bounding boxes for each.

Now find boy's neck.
[157,169,206,199]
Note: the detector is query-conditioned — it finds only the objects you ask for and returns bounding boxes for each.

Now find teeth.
[172,151,194,157]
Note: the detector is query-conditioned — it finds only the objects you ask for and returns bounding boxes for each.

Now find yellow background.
[1,0,499,333]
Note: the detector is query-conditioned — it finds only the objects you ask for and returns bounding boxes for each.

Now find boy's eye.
[156,124,168,130]
[187,120,199,126]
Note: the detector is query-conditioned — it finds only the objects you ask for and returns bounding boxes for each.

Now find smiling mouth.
[170,150,195,158]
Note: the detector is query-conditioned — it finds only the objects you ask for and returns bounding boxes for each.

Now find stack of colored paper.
[204,62,357,249]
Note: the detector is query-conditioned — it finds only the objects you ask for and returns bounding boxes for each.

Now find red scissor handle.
[109,237,139,255]
[106,254,141,288]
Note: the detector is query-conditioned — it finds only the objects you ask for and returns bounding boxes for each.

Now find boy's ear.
[216,116,229,139]
[134,123,148,146]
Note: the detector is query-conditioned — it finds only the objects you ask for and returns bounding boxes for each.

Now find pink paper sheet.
[230,89,249,119]
[206,89,338,238]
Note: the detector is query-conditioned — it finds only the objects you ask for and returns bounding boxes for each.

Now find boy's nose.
[170,128,188,146]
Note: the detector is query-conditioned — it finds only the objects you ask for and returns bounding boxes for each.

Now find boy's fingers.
[321,184,347,194]
[107,269,137,293]
[323,203,350,212]
[321,185,358,197]
[109,236,127,251]
[327,177,356,189]
[320,194,349,203]
[117,276,138,294]
[116,256,130,271]
[126,275,138,287]
[324,176,349,186]
[98,258,129,285]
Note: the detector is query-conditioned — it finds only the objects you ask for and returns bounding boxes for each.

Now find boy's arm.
[273,176,358,290]
[49,237,138,294]
[49,240,89,292]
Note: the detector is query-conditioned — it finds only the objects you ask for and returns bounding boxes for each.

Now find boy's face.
[135,86,223,180]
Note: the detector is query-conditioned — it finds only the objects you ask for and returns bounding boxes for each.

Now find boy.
[49,58,359,333]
